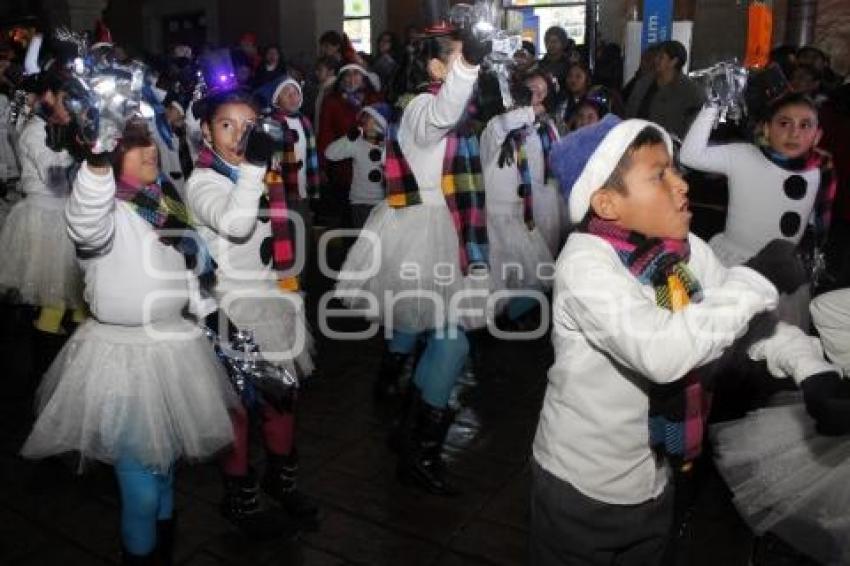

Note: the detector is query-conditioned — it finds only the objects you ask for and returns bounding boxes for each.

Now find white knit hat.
[271,77,302,109]
[550,116,673,223]
[338,63,381,92]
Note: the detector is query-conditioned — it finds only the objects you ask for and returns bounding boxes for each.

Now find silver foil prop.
[203,326,299,398]
[57,29,154,153]
[450,1,522,109]
[689,61,749,125]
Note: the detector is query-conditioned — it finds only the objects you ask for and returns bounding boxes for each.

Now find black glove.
[744,239,808,295]
[347,126,361,141]
[800,371,850,436]
[242,126,276,167]
[460,29,492,67]
[512,84,534,109]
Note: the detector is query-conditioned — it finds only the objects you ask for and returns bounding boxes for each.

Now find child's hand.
[800,371,850,436]
[347,126,361,141]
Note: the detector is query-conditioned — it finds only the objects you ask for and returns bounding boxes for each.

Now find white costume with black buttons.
[680,105,823,267]
[186,158,314,376]
[324,130,385,206]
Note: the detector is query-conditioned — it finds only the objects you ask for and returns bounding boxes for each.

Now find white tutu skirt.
[532,184,562,257]
[0,196,84,308]
[0,127,18,181]
[21,318,238,472]
[711,392,850,565]
[487,208,553,315]
[337,200,490,333]
[222,288,315,377]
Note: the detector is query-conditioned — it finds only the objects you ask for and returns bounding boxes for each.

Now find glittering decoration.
[689,61,749,124]
[203,324,299,405]
[56,29,154,153]
[450,1,522,109]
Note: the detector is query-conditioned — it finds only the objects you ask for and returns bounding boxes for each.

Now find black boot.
[396,389,459,496]
[121,548,157,565]
[374,350,409,401]
[262,450,320,531]
[220,469,299,541]
[156,514,175,566]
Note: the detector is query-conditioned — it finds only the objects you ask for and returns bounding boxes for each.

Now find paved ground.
[0,178,809,566]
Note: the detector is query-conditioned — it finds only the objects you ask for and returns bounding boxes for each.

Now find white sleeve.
[480,107,535,166]
[325,136,357,161]
[679,105,734,176]
[19,122,74,187]
[747,322,837,385]
[404,59,479,147]
[557,245,779,384]
[186,164,266,239]
[65,162,116,258]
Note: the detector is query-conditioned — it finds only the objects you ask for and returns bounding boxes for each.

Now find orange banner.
[745,2,773,68]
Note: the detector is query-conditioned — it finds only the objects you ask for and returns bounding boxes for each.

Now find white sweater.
[17,115,75,199]
[480,106,536,214]
[533,232,834,505]
[185,161,279,297]
[66,163,214,325]
[680,105,823,266]
[325,132,385,205]
[397,59,479,200]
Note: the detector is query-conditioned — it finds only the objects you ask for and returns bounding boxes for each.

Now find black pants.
[530,459,673,566]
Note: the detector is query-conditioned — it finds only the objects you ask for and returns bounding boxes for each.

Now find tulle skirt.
[532,184,563,257]
[0,127,18,181]
[0,196,83,308]
[221,287,315,377]
[711,392,850,565]
[336,200,490,333]
[487,206,553,315]
[21,318,238,472]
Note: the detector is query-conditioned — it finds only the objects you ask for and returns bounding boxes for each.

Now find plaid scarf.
[270,110,320,199]
[195,145,299,291]
[501,128,535,231]
[760,146,837,246]
[536,119,558,184]
[116,174,217,291]
[384,84,488,273]
[584,216,710,470]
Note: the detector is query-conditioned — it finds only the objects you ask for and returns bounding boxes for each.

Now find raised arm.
[186,164,266,239]
[679,105,734,175]
[324,133,358,162]
[404,58,479,148]
[65,162,116,259]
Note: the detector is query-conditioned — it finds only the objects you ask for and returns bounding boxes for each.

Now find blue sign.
[641,0,673,50]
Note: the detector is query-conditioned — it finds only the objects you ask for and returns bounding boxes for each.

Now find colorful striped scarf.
[536,119,559,184]
[116,174,217,291]
[270,110,320,199]
[384,85,488,273]
[195,145,299,291]
[584,216,710,470]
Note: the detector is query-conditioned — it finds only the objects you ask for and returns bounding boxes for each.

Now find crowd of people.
[0,16,849,566]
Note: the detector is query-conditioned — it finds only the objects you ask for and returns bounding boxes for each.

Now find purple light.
[219,74,227,83]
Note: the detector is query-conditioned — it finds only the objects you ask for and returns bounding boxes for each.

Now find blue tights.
[114,455,174,555]
[388,327,469,409]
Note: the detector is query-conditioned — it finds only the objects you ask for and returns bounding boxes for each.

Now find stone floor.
[0,179,812,565]
[0,298,765,566]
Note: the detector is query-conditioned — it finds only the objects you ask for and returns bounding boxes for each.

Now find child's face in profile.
[764,103,821,160]
[602,144,691,240]
[203,102,258,166]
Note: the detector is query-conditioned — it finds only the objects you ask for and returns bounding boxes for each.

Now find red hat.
[239,32,257,46]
